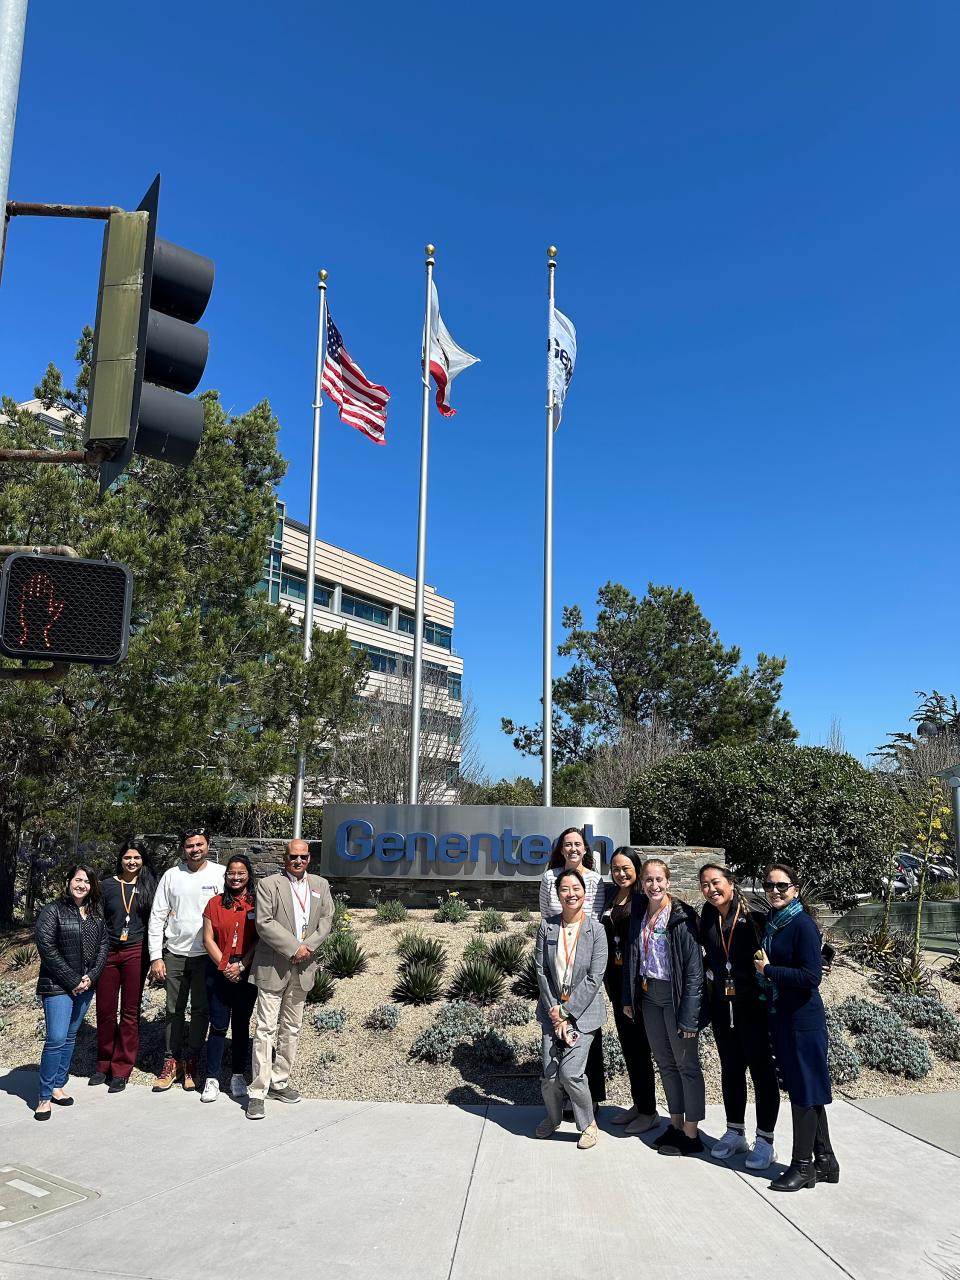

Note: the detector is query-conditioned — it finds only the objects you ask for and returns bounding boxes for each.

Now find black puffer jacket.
[622,895,707,1034]
[35,901,108,998]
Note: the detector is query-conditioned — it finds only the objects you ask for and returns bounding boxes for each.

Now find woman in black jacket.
[699,863,779,1169]
[35,864,108,1121]
[623,858,705,1156]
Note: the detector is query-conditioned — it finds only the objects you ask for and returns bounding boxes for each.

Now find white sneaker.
[711,1128,749,1160]
[200,1077,220,1103]
[745,1136,776,1169]
[229,1074,248,1099]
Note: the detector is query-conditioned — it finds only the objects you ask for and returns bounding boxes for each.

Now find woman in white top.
[539,825,607,1109]
[539,827,606,918]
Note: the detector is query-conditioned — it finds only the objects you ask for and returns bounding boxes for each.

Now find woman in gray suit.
[534,868,608,1150]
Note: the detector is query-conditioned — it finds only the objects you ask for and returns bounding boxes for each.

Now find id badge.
[613,939,623,967]
[559,987,571,1003]
[119,927,129,943]
[725,980,736,998]
[641,977,649,993]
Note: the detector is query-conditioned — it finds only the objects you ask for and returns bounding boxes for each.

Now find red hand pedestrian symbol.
[17,572,66,649]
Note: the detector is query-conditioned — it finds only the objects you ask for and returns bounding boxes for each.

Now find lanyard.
[718,903,742,970]
[289,876,309,916]
[641,901,668,971]
[118,878,137,919]
[560,917,583,993]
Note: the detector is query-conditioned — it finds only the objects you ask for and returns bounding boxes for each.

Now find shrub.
[471,1029,518,1067]
[10,946,36,970]
[487,935,527,976]
[325,933,368,979]
[409,1001,486,1064]
[313,1047,339,1072]
[603,1033,626,1078]
[512,909,532,922]
[868,955,937,997]
[332,893,351,932]
[925,878,959,901]
[448,958,506,1006]
[305,968,336,1005]
[832,997,904,1037]
[828,1036,862,1086]
[399,937,448,972]
[931,1025,960,1062]
[394,927,427,959]
[475,909,507,934]
[309,1006,347,1033]
[0,980,24,1009]
[393,960,444,1005]
[524,921,540,940]
[462,936,489,963]
[887,993,959,1033]
[844,926,911,969]
[375,899,408,924]
[366,1003,401,1032]
[942,951,960,986]
[488,997,533,1029]
[513,953,540,1000]
[858,1025,933,1079]
[434,891,470,924]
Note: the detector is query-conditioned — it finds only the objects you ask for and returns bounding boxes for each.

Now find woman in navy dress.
[754,861,839,1192]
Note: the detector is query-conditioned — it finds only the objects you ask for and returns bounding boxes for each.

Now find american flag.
[321,312,390,445]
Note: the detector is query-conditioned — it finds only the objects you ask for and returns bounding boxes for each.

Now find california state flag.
[425,281,479,417]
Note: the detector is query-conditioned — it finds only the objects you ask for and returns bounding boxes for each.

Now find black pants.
[612,997,657,1114]
[587,1029,606,1104]
[711,997,780,1135]
[792,1103,835,1163]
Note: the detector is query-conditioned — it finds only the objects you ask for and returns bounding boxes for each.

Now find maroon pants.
[95,943,147,1079]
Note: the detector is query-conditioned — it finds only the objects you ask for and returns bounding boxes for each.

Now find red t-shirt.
[202,893,257,970]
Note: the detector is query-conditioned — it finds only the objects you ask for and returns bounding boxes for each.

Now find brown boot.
[182,1056,199,1092]
[152,1056,179,1092]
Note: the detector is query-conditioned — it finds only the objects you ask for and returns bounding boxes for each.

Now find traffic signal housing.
[84,175,214,491]
[0,553,132,665]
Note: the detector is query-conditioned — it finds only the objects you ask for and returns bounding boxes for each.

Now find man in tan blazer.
[246,839,333,1119]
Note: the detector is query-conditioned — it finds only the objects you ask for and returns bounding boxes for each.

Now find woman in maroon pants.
[91,839,157,1092]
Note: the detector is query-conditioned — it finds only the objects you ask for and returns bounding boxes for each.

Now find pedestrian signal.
[0,554,132,665]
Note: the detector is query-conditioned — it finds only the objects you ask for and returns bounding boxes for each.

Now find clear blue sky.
[4,2,958,780]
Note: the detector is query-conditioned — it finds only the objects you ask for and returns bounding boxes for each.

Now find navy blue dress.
[764,910,832,1108]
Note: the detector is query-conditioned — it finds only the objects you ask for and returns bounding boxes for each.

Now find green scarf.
[756,899,804,1004]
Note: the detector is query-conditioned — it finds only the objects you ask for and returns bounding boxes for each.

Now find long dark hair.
[114,837,158,917]
[607,847,643,904]
[699,862,764,945]
[549,827,596,871]
[59,863,102,914]
[222,855,255,908]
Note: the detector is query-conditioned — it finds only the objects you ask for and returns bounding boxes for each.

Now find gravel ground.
[3,910,959,1108]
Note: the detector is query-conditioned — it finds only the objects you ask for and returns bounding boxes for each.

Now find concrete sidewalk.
[0,1067,957,1280]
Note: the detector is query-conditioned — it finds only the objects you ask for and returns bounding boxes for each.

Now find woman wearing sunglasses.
[754,862,839,1192]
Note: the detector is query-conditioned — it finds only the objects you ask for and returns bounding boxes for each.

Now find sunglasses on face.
[763,881,794,893]
[287,854,309,862]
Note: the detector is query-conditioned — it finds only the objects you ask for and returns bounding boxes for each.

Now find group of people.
[534,827,839,1193]
[33,830,333,1123]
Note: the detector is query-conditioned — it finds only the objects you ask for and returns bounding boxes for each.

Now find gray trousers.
[541,1029,596,1131]
[163,951,209,1058]
[641,977,705,1122]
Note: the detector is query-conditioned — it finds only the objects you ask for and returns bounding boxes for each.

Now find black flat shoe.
[50,1095,74,1107]
[108,1077,127,1093]
[658,1132,704,1157]
[653,1124,682,1148]
[34,1107,51,1121]
[88,1072,107,1087]
[814,1155,840,1184]
[769,1161,816,1192]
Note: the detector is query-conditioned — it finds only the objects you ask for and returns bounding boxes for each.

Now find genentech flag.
[425,282,479,417]
[549,307,577,430]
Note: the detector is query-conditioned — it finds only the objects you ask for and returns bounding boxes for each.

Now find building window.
[352,641,398,674]
[447,673,462,701]
[398,611,415,634]
[341,592,391,627]
[445,764,460,786]
[280,570,331,608]
[424,620,453,650]
[260,550,282,604]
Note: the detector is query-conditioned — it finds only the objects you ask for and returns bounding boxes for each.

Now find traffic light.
[84,175,214,492]
[0,553,132,665]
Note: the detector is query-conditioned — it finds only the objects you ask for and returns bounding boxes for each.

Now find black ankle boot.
[814,1154,840,1184]
[769,1160,816,1192]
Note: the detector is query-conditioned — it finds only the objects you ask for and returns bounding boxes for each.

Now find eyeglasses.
[763,881,794,893]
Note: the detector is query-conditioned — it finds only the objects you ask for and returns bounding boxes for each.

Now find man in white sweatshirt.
[147,828,225,1092]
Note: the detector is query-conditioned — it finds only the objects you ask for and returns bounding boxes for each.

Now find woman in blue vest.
[754,861,839,1191]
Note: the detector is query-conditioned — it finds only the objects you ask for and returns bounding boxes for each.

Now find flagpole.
[408,244,436,804]
[292,267,328,839]
[542,246,557,807]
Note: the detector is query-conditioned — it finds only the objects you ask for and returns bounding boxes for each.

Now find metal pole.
[292,269,328,838]
[542,246,557,806]
[408,244,436,804]
[0,0,27,280]
[951,781,960,885]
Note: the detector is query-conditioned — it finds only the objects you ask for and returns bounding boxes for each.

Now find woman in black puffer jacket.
[34,865,108,1121]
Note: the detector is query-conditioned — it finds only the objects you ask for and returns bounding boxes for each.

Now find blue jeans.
[39,990,94,1101]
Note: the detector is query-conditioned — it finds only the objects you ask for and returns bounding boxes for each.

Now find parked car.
[897,851,954,883]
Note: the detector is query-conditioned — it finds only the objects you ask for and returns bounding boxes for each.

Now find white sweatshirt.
[147,860,225,960]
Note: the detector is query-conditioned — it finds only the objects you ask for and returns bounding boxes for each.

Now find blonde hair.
[640,857,671,881]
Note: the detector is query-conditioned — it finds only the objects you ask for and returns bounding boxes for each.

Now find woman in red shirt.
[200,855,258,1103]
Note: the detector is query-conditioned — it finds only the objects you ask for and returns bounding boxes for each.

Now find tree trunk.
[0,808,23,928]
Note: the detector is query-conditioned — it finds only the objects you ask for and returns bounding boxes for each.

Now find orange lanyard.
[118,878,136,919]
[718,903,742,968]
[290,877,308,914]
[560,917,583,981]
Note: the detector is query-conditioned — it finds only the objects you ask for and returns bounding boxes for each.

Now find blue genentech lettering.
[335,820,613,867]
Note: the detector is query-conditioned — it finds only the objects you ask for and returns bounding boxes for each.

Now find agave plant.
[394,926,427,960]
[325,932,368,979]
[513,953,540,1001]
[486,934,527,976]
[306,967,336,1005]
[399,937,448,972]
[393,959,444,1005]
[447,957,505,1006]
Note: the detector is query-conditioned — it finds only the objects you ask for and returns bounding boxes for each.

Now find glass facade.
[398,611,415,634]
[424,619,453,650]
[352,641,399,674]
[280,570,332,608]
[447,672,462,701]
[341,592,391,627]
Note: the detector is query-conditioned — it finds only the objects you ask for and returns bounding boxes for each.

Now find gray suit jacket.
[251,872,334,994]
[534,913,608,1033]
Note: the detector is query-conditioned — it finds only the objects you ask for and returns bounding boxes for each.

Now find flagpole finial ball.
[547,245,558,259]
[319,269,328,282]
[425,243,436,257]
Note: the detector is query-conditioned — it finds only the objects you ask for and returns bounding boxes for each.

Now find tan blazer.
[251,872,334,994]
